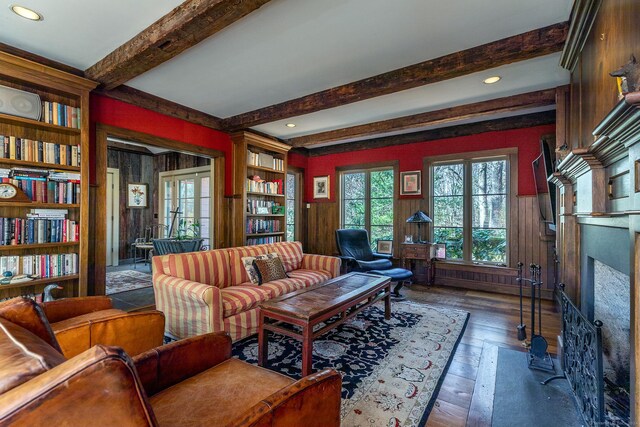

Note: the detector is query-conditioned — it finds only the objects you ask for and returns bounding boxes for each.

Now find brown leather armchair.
[40,296,165,358]
[0,297,342,426]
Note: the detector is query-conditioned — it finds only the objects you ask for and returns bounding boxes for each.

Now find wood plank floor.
[403,285,561,427]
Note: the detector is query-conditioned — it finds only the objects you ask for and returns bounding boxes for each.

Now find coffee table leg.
[258,311,268,367]
[302,325,313,377]
[385,284,391,320]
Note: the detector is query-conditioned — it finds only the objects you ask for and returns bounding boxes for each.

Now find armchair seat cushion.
[357,259,393,271]
[221,286,272,317]
[149,358,294,426]
[287,269,333,287]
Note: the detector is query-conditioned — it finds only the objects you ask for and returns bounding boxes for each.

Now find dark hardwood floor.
[403,285,561,427]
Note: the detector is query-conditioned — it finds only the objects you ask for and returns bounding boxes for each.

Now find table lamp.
[406,210,432,243]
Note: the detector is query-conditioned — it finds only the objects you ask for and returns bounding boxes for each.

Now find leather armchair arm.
[133,332,232,397]
[373,253,393,260]
[0,345,156,426]
[41,296,113,324]
[232,369,342,427]
[356,259,393,271]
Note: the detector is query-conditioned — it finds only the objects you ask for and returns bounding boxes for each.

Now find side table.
[400,243,435,285]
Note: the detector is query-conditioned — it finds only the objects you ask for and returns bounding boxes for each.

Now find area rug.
[232,301,469,427]
[105,269,153,295]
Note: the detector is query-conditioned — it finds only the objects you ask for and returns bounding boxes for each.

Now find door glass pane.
[286,173,296,242]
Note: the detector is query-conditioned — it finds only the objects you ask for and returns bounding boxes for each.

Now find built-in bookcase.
[231,131,291,246]
[0,52,96,300]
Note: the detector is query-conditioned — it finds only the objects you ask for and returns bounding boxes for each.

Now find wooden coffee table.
[258,272,391,376]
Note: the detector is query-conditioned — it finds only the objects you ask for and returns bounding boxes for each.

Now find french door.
[159,166,212,249]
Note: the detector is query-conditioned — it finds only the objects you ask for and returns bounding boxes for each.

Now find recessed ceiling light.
[10,5,43,21]
[483,76,501,84]
[285,123,296,128]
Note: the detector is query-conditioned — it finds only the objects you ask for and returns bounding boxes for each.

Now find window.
[432,157,508,264]
[341,168,394,250]
[286,172,298,241]
[159,166,213,248]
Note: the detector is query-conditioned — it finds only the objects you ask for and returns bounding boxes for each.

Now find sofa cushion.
[228,245,272,285]
[260,277,307,298]
[0,318,65,394]
[150,358,294,426]
[287,269,333,287]
[221,285,272,318]
[241,253,279,285]
[167,249,231,288]
[254,257,288,284]
[268,241,304,272]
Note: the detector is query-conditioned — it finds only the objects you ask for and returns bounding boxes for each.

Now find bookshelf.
[231,131,291,246]
[0,52,96,301]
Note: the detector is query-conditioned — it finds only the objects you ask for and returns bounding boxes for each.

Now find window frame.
[338,163,397,252]
[426,149,517,266]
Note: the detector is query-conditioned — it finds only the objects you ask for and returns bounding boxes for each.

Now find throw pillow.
[254,257,288,284]
[241,253,278,285]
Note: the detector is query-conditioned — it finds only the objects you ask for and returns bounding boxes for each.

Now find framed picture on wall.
[127,183,148,208]
[376,240,393,255]
[400,170,421,195]
[313,175,330,199]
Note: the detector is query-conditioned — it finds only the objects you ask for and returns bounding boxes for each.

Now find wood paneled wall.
[107,149,154,259]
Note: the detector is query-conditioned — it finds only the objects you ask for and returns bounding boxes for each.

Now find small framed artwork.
[313,175,330,199]
[127,183,148,208]
[400,170,421,195]
[432,243,446,259]
[404,235,414,243]
[376,240,393,255]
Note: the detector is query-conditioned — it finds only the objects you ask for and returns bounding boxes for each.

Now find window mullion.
[463,160,472,261]
[365,172,371,234]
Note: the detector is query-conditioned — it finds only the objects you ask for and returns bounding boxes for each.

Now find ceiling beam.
[307,111,556,157]
[223,22,568,130]
[85,0,273,90]
[289,88,557,147]
[95,85,224,130]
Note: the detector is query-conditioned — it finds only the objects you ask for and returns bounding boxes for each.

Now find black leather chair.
[335,229,412,298]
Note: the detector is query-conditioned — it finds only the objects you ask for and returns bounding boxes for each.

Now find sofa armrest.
[54,310,166,359]
[233,369,342,427]
[41,296,113,324]
[133,332,231,397]
[153,273,224,339]
[301,254,341,278]
[0,345,156,426]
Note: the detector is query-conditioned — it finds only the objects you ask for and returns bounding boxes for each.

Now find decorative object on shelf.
[404,235,413,243]
[0,85,41,120]
[0,182,30,203]
[400,170,421,195]
[271,205,285,215]
[376,240,393,255]
[406,210,432,243]
[313,175,329,199]
[42,283,62,302]
[432,243,446,259]
[610,55,640,97]
[127,183,147,208]
[256,207,270,215]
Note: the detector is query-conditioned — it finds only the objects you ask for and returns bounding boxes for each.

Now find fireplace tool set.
[516,262,554,372]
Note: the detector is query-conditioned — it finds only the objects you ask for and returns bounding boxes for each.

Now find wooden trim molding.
[223,23,568,129]
[559,0,602,71]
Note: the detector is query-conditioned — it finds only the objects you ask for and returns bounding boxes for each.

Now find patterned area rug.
[232,301,469,427]
[105,270,153,295]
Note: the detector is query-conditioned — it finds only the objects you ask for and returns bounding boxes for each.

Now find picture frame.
[256,207,270,215]
[313,175,330,199]
[376,240,393,255]
[404,235,414,243]
[400,170,421,195]
[432,243,446,259]
[127,183,148,208]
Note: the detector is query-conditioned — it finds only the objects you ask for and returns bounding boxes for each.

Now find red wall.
[89,94,234,195]
[299,125,554,202]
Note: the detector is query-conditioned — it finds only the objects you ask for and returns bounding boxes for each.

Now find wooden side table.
[400,243,435,285]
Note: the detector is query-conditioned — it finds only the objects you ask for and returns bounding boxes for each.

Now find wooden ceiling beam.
[306,111,556,157]
[223,22,568,130]
[289,89,557,147]
[95,85,224,130]
[85,0,273,90]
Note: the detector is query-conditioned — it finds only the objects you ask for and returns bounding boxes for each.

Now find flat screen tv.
[532,139,556,231]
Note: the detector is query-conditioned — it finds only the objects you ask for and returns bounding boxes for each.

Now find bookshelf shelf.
[247,164,286,175]
[1,203,80,208]
[0,158,80,172]
[0,274,79,291]
[0,242,79,251]
[246,214,285,218]
[246,232,285,237]
[0,113,81,135]
[247,192,285,198]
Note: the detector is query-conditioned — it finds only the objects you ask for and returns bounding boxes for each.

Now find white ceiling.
[1,0,573,145]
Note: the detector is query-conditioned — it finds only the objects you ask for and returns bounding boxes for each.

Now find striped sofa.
[152,241,340,341]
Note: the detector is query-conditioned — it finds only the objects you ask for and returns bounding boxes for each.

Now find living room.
[0,1,637,426]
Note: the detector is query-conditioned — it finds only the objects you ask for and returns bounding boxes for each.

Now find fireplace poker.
[516,262,527,341]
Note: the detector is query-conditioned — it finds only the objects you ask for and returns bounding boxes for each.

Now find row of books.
[246,219,281,234]
[41,101,81,129]
[246,199,279,215]
[1,178,80,204]
[246,178,283,195]
[246,236,282,245]
[0,253,78,279]
[0,218,78,245]
[246,149,284,171]
[0,136,80,166]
